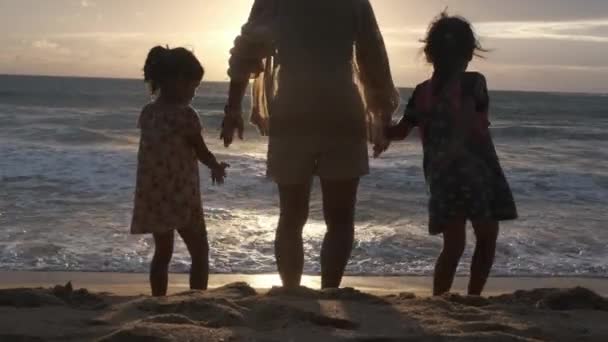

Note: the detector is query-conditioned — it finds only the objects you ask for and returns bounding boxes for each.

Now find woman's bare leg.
[433,219,467,296]
[469,220,499,295]
[151,231,175,297]
[178,223,210,291]
[320,178,359,289]
[276,182,312,288]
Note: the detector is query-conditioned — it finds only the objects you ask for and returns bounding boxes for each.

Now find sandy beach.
[1,272,608,341]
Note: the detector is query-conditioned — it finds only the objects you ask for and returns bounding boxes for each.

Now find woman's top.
[228,0,399,144]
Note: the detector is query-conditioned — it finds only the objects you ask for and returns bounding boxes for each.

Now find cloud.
[31,39,71,55]
[477,19,608,43]
[32,40,60,49]
[80,0,95,8]
[479,61,608,72]
[381,18,608,47]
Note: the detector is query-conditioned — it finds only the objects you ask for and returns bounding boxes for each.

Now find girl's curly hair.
[422,11,487,72]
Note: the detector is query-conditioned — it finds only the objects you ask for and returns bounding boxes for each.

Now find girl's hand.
[211,162,230,185]
[386,122,410,141]
[373,141,390,158]
[220,105,244,148]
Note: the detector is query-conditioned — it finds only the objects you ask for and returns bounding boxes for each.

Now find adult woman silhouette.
[223,0,399,289]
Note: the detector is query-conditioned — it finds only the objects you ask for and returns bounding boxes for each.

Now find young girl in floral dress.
[131,46,228,296]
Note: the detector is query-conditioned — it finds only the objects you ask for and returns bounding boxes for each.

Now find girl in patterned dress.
[131,46,229,296]
[386,13,517,296]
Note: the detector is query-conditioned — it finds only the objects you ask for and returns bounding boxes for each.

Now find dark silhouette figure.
[222,0,399,289]
[386,13,518,296]
[132,46,228,296]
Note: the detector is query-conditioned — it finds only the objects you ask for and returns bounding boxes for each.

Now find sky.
[1,0,607,93]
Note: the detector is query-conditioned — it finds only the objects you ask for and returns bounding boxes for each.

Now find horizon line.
[1,73,606,96]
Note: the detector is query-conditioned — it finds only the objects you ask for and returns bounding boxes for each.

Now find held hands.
[375,111,418,158]
[386,121,410,141]
[373,119,411,158]
[210,162,230,185]
[373,139,390,159]
[220,105,244,148]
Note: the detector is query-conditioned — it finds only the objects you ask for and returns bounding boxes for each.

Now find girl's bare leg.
[178,223,210,291]
[151,231,175,296]
[433,219,467,296]
[469,220,499,295]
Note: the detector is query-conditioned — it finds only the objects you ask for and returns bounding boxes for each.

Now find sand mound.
[97,323,237,342]
[0,288,65,307]
[267,285,321,298]
[247,300,359,331]
[209,282,257,299]
[3,283,608,341]
[268,286,389,304]
[491,287,608,311]
[137,295,246,327]
[139,314,200,325]
[441,293,491,307]
[447,332,539,341]
[0,282,106,309]
[0,335,46,342]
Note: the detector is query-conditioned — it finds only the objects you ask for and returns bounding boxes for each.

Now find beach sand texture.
[1,273,608,341]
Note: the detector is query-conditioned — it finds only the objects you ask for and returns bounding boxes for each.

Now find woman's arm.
[222,80,247,147]
[223,0,275,146]
[354,0,400,156]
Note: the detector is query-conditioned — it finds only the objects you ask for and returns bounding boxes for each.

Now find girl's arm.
[187,132,221,169]
[386,85,422,141]
[183,107,228,184]
[182,108,221,169]
[387,114,414,141]
[187,132,229,185]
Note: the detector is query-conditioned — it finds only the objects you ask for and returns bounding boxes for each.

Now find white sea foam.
[1,75,607,276]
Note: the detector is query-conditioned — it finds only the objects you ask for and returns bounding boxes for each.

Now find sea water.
[1,75,607,277]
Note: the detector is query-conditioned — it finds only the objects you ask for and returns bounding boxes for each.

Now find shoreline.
[2,271,608,296]
[2,74,608,95]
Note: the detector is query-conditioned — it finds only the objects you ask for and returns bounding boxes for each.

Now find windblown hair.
[143,46,204,93]
[422,12,486,74]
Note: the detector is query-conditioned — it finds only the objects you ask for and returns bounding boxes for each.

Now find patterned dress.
[131,102,204,235]
[402,73,518,235]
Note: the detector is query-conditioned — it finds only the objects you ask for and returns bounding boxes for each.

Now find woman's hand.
[211,162,230,185]
[220,105,244,147]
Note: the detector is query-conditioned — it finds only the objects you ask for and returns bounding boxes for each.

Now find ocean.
[1,74,607,277]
